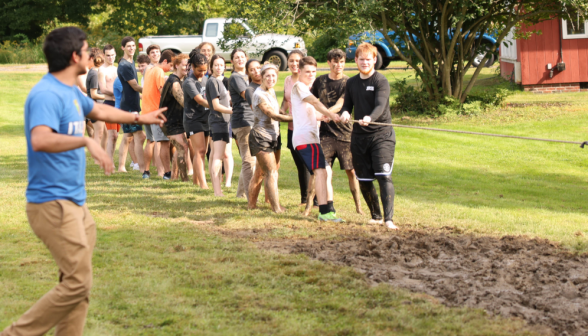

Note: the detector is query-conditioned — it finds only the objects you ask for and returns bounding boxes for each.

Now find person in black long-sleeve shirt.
[340,42,398,230]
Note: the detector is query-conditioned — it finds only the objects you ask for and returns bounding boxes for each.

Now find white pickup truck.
[138,18,306,71]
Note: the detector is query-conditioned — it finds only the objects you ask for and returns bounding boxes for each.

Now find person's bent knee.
[376,175,392,183]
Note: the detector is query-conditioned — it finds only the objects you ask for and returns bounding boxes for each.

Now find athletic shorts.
[102,101,121,132]
[321,136,353,170]
[350,128,396,182]
[162,122,185,137]
[212,132,230,143]
[276,133,282,151]
[249,130,278,156]
[184,122,209,139]
[122,123,143,134]
[287,129,294,150]
[295,143,326,175]
[186,130,210,139]
[150,124,169,142]
[144,122,154,141]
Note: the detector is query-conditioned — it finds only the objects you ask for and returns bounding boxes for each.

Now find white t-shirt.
[291,81,321,148]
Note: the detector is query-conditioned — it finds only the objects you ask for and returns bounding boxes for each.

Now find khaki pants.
[2,200,96,336]
[234,126,256,199]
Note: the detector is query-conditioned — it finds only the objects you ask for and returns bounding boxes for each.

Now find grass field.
[1,68,586,335]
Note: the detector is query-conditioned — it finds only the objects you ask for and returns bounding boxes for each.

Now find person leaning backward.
[0,27,167,336]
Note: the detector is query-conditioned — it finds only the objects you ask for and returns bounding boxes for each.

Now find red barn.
[500,18,588,93]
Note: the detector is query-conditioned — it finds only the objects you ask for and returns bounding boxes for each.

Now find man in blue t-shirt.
[117,36,150,179]
[1,27,167,336]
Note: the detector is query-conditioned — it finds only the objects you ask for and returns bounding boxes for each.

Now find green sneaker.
[318,212,345,223]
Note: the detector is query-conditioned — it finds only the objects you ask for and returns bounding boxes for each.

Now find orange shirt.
[142,66,166,114]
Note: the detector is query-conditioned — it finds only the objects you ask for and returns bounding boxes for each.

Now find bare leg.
[170,134,189,182]
[258,151,283,212]
[159,141,171,173]
[143,139,155,173]
[303,175,316,216]
[346,169,364,215]
[106,129,118,169]
[128,138,137,166]
[326,165,334,202]
[248,161,265,210]
[118,133,133,172]
[210,140,227,197]
[171,146,178,179]
[190,133,209,188]
[85,120,94,138]
[223,139,234,187]
[132,131,147,172]
[154,142,164,177]
[186,135,194,175]
[101,126,108,149]
[92,121,106,162]
[314,168,328,205]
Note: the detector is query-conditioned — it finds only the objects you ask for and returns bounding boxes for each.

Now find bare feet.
[248,204,258,210]
[117,167,127,173]
[356,207,365,215]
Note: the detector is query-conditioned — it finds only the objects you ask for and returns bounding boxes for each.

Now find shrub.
[391,77,436,115]
[0,40,45,64]
[306,30,347,62]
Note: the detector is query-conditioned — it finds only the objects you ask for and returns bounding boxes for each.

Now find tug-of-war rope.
[349,120,588,148]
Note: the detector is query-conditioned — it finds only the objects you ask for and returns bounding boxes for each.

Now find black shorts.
[295,143,326,175]
[321,136,353,170]
[212,132,230,143]
[249,130,278,156]
[184,121,209,139]
[162,122,184,137]
[287,129,294,150]
[186,130,210,139]
[350,128,396,182]
[276,133,282,151]
[104,100,115,107]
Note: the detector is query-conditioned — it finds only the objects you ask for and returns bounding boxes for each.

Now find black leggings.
[359,175,395,221]
[288,129,311,204]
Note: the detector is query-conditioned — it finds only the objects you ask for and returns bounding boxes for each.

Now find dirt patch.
[259,228,588,335]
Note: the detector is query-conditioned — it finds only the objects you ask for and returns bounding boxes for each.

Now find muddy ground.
[258,227,588,335]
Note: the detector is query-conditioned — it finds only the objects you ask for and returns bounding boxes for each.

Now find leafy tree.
[220,0,587,104]
[0,0,95,42]
[96,0,226,37]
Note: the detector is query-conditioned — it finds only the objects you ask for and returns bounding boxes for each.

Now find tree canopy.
[221,0,588,105]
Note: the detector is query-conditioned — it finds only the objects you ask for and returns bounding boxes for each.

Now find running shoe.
[318,212,344,223]
[142,171,150,179]
[133,163,140,171]
[368,218,383,225]
[386,221,399,230]
[163,172,171,180]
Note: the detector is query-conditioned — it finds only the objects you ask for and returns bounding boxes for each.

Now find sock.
[318,204,330,215]
[359,180,382,220]
[376,175,395,222]
[143,170,150,175]
[327,201,335,213]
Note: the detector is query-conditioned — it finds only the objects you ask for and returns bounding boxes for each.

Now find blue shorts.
[122,123,143,134]
[295,143,326,175]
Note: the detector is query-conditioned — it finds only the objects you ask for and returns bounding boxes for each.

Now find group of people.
[1,26,397,336]
[75,36,396,226]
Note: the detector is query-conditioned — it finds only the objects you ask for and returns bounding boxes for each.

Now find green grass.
[1,69,585,334]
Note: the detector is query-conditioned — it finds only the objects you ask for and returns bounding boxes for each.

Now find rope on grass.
[348,120,588,148]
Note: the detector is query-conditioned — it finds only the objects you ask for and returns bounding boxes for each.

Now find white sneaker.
[133,163,140,171]
[386,221,399,230]
[368,219,383,225]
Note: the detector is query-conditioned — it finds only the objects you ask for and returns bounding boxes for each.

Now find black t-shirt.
[311,74,351,141]
[229,72,254,128]
[183,74,209,131]
[245,82,260,107]
[117,58,141,112]
[159,74,184,130]
[341,71,392,135]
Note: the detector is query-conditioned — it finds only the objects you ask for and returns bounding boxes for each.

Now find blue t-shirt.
[113,77,123,109]
[25,73,94,205]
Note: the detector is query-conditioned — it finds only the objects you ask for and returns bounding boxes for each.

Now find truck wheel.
[264,50,288,71]
[375,50,384,70]
[381,58,392,69]
[471,42,495,68]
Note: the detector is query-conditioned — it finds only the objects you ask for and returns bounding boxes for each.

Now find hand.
[86,138,113,175]
[340,111,351,124]
[330,113,341,123]
[359,115,371,126]
[139,108,168,127]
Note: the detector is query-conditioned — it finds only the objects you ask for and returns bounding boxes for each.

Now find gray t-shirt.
[228,72,253,129]
[205,76,231,134]
[245,82,260,107]
[86,68,103,103]
[251,87,280,142]
[183,74,209,132]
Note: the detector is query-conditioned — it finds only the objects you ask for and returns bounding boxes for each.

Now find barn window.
[562,17,588,39]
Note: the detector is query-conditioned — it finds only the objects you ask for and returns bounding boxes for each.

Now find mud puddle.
[259,228,588,335]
